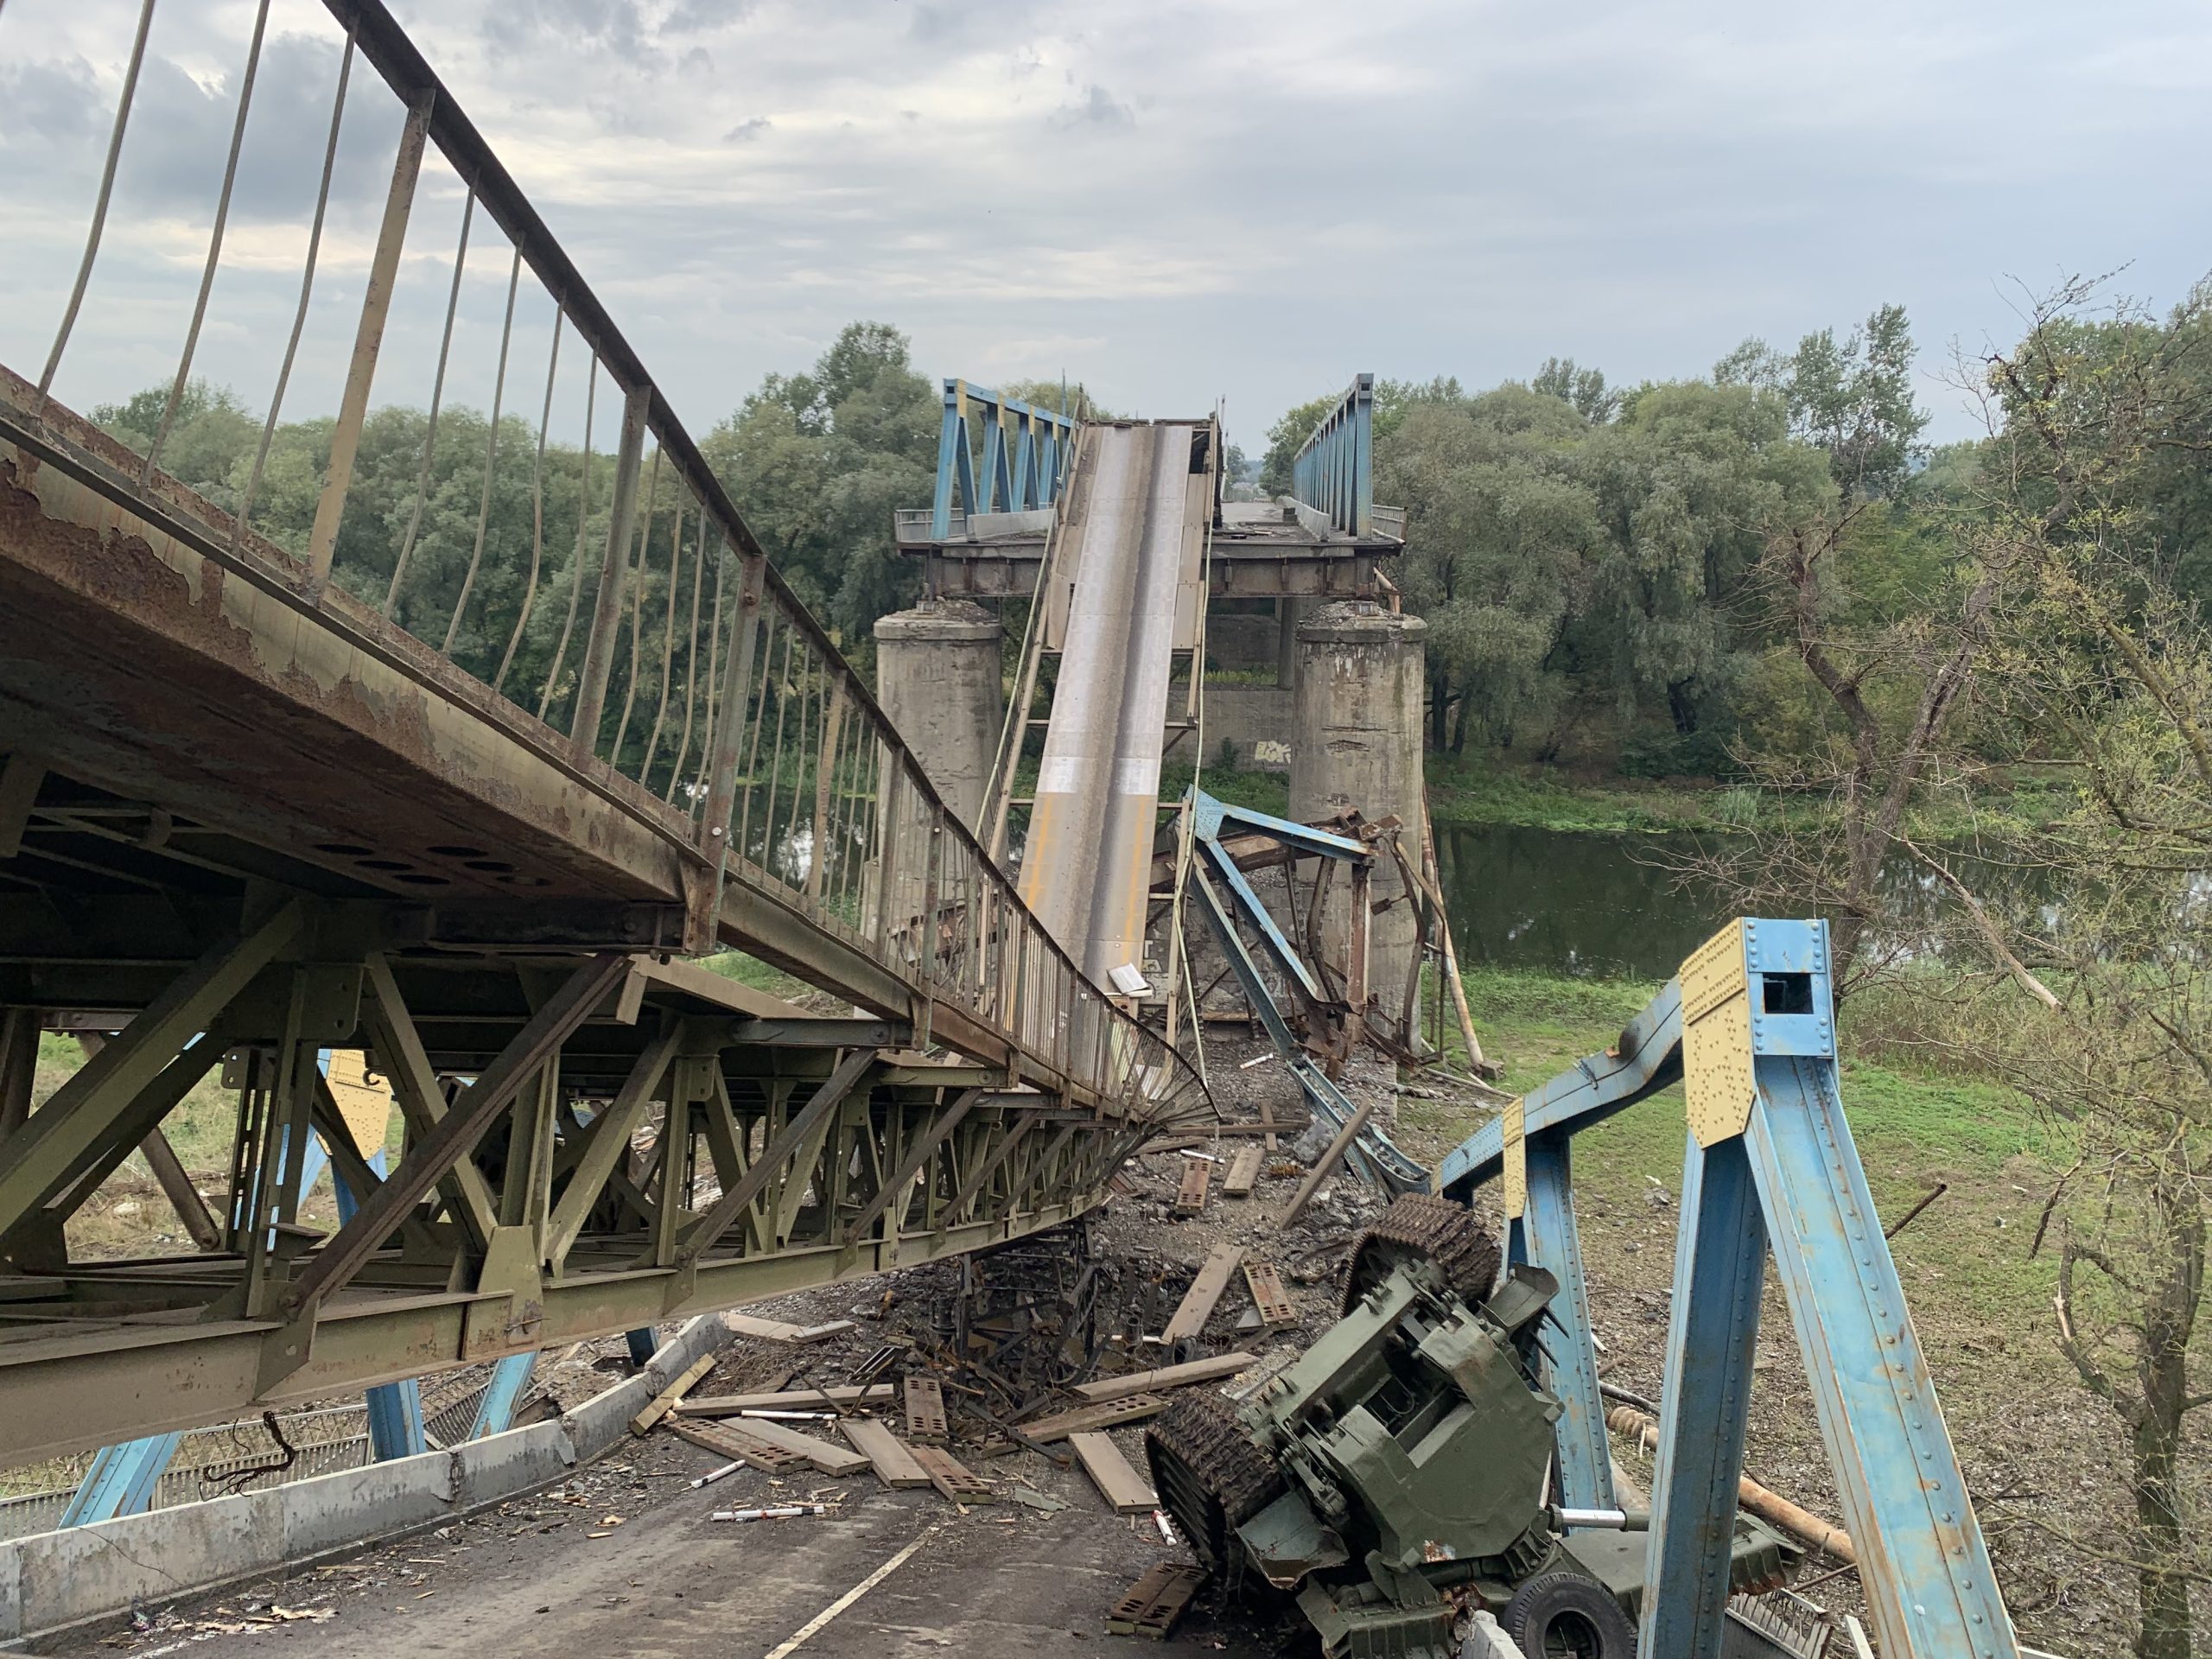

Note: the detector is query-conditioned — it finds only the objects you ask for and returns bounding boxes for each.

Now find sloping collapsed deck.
[1017,421,1210,991]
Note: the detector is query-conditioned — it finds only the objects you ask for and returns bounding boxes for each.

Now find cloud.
[1053,84,1134,130]
[2,0,2209,457]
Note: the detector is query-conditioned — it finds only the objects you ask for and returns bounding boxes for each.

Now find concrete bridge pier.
[1291,601,1427,1028]
[874,601,1004,833]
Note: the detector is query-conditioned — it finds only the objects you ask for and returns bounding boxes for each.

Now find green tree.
[1716,303,1927,498]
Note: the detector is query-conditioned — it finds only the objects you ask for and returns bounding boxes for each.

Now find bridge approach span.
[0,0,1203,1464]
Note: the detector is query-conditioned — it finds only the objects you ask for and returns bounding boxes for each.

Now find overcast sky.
[3,0,2209,455]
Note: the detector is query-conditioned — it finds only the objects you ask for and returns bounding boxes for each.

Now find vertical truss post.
[1642,1133,1767,1659]
[1511,1125,1612,1510]
[334,1150,427,1460]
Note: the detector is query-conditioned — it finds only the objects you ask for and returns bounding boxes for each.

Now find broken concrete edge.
[0,1317,731,1648]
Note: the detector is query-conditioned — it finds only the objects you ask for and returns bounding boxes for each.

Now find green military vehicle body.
[1147,1197,1799,1659]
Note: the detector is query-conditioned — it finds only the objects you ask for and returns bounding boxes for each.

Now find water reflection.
[1434,825,1725,980]
[1433,823,2071,980]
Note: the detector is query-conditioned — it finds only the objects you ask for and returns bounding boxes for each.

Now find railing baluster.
[495,308,563,694]
[443,243,523,654]
[144,0,272,481]
[537,356,599,720]
[571,386,650,752]
[36,0,156,407]
[383,190,474,612]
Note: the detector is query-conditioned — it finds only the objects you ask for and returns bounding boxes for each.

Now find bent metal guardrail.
[5,0,1203,1128]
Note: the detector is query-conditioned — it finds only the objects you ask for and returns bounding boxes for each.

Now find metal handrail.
[1290,372,1376,538]
[10,0,1205,1127]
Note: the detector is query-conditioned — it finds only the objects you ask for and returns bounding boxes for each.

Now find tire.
[1500,1572,1638,1659]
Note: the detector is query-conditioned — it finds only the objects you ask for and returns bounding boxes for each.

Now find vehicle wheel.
[1500,1572,1638,1659]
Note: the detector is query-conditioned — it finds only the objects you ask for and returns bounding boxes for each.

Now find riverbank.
[1395,962,2120,1656]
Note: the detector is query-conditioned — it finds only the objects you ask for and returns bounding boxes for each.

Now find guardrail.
[7,0,1202,1126]
[1291,372,1376,538]
[929,380,1079,539]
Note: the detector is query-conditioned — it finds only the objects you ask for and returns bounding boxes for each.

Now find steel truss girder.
[0,925,1123,1465]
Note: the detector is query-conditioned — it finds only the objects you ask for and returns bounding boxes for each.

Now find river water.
[1433,823,2078,980]
[1433,824,1727,980]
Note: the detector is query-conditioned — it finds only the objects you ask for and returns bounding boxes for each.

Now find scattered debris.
[706,1415,870,1477]
[909,1443,995,1505]
[839,1415,933,1488]
[630,1353,718,1436]
[1068,1432,1158,1516]
[710,1504,828,1523]
[1243,1261,1297,1327]
[1222,1145,1262,1197]
[667,1418,809,1474]
[1173,1160,1210,1216]
[1070,1353,1257,1405]
[904,1375,949,1443]
[1020,1394,1170,1444]
[1161,1244,1244,1343]
[686,1383,894,1415]
[723,1313,858,1345]
[1107,1562,1206,1639]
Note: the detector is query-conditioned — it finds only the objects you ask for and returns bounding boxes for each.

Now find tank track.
[1340,1192,1503,1315]
[1143,1391,1284,1579]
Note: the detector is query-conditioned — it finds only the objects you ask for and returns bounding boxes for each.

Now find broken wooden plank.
[1070,1352,1258,1405]
[840,1415,932,1488]
[684,1383,895,1415]
[630,1352,718,1436]
[712,1414,871,1477]
[1173,1159,1210,1215]
[904,1375,948,1444]
[1070,1431,1159,1516]
[1020,1394,1169,1444]
[1161,1243,1244,1344]
[1222,1145,1262,1197]
[910,1443,995,1505]
[1244,1260,1297,1327]
[724,1313,857,1344]
[666,1416,807,1473]
[1108,1563,1207,1639]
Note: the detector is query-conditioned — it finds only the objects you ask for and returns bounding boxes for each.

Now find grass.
[1408,963,2070,1351]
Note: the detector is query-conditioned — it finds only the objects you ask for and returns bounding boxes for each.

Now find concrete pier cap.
[874,599,1004,833]
[1291,601,1428,1022]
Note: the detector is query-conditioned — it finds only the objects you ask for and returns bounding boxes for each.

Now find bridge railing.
[929,380,1079,539]
[5,0,1201,1126]
[1290,372,1376,538]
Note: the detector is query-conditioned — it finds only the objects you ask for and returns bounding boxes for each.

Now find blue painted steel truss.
[1439,919,2018,1659]
[1185,790,1428,1194]
[930,379,1079,538]
[1290,373,1375,538]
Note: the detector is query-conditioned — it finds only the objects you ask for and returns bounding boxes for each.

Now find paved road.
[60,1427,1286,1659]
